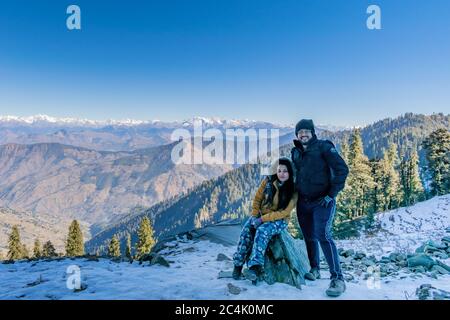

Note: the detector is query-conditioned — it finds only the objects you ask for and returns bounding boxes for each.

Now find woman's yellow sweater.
[251,178,297,223]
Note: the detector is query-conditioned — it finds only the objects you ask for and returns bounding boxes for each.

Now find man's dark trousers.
[297,197,343,280]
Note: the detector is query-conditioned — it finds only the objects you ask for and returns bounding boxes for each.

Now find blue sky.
[0,0,449,126]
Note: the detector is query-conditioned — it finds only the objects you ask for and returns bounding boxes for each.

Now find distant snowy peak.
[0,114,293,129]
[0,114,161,127]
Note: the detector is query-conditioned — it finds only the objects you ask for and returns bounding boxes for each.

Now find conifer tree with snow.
[7,225,24,260]
[42,241,57,257]
[400,149,425,206]
[422,128,450,196]
[108,235,121,258]
[66,220,84,257]
[339,129,375,218]
[135,216,156,259]
[33,239,42,259]
[384,143,404,209]
[125,233,133,260]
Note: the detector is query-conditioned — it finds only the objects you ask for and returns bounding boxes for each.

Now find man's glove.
[318,195,334,208]
[251,217,263,228]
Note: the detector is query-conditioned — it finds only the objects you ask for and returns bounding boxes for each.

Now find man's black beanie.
[295,119,315,136]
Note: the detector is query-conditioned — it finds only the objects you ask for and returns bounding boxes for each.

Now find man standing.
[291,119,349,297]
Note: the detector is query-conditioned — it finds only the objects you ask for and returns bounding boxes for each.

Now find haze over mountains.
[0,115,294,152]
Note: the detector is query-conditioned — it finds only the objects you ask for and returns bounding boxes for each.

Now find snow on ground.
[339,195,450,258]
[1,195,449,300]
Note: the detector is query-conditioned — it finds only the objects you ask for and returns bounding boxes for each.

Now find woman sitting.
[232,157,298,283]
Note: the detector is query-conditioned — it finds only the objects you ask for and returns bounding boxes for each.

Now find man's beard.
[300,137,311,145]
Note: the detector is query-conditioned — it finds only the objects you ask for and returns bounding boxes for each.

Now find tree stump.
[261,230,311,289]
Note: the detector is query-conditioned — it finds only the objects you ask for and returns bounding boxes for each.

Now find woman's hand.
[251,217,263,228]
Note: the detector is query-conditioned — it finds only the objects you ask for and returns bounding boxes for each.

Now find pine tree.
[422,128,450,196]
[125,233,133,260]
[108,235,121,258]
[7,225,23,260]
[21,244,30,259]
[33,239,42,259]
[42,241,57,257]
[400,149,425,206]
[340,129,375,218]
[383,143,403,209]
[370,158,385,213]
[135,217,156,259]
[66,220,84,257]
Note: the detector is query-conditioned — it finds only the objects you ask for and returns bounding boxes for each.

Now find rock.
[340,256,353,264]
[341,249,355,258]
[362,258,376,267]
[416,284,433,300]
[407,254,436,270]
[338,248,345,256]
[433,252,448,260]
[435,260,450,272]
[218,271,233,279]
[217,253,231,261]
[389,253,398,262]
[441,236,450,244]
[139,253,155,262]
[227,283,241,295]
[423,245,440,254]
[432,289,450,300]
[412,266,427,273]
[415,245,426,254]
[416,284,450,300]
[395,253,407,262]
[379,256,391,264]
[427,240,447,250]
[150,255,170,267]
[262,230,310,289]
[353,252,366,260]
[431,265,450,275]
[397,260,408,268]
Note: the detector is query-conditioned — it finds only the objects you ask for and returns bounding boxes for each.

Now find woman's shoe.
[247,265,262,284]
[232,265,243,280]
[304,268,321,281]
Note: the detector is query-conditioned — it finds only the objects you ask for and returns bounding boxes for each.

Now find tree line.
[336,128,450,226]
[1,217,156,262]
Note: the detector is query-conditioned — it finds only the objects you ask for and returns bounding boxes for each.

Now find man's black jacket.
[291,136,349,200]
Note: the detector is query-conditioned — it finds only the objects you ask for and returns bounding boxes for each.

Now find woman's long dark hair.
[263,158,295,210]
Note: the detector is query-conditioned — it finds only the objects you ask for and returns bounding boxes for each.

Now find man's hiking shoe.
[304,268,321,281]
[232,265,243,280]
[247,265,262,285]
[326,279,346,297]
